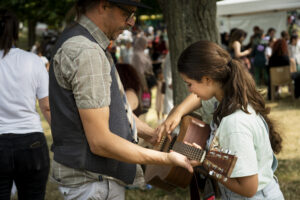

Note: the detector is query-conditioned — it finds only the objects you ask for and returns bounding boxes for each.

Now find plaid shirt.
[51,15,137,187]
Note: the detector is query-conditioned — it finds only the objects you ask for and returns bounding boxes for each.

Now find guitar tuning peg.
[223,177,228,182]
[216,173,222,179]
[209,170,214,176]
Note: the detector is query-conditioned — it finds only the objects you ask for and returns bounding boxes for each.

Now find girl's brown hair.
[272,39,288,57]
[228,28,247,50]
[0,9,19,57]
[178,40,282,154]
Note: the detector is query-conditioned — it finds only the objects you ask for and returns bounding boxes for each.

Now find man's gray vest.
[49,22,136,184]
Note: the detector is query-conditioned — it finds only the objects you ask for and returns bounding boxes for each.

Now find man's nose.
[126,17,135,27]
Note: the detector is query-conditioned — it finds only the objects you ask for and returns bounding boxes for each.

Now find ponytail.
[0,9,19,57]
[218,58,282,153]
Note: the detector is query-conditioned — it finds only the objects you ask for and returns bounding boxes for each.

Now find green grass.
[32,88,300,200]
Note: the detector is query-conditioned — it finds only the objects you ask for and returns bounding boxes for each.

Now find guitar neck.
[172,142,205,162]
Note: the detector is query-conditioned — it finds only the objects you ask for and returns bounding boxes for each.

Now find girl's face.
[180,73,219,101]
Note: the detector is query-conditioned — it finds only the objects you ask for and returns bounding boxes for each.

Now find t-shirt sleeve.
[36,58,49,99]
[218,120,258,178]
[70,48,111,109]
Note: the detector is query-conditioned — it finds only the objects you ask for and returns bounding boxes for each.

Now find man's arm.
[78,107,194,172]
[38,96,51,125]
[133,114,157,145]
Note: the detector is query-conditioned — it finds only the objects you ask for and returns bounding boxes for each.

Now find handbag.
[141,92,151,109]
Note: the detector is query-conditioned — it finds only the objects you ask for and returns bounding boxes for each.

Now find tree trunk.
[28,20,37,50]
[158,0,219,105]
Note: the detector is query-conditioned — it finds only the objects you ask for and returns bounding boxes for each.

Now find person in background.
[265,37,276,66]
[220,32,230,50]
[49,1,194,199]
[157,40,284,200]
[162,52,174,116]
[119,39,133,64]
[132,35,154,91]
[30,41,40,54]
[247,26,261,49]
[37,46,50,71]
[115,63,144,116]
[155,67,165,121]
[228,29,252,70]
[0,9,50,200]
[281,30,289,42]
[264,27,276,41]
[251,29,268,85]
[268,39,300,99]
[288,34,300,72]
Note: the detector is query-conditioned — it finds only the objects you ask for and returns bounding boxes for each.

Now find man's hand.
[167,151,194,173]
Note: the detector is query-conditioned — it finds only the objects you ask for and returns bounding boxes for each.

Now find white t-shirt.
[40,56,49,67]
[0,48,49,134]
[215,105,274,191]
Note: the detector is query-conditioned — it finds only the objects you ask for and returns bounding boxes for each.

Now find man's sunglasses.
[115,4,136,22]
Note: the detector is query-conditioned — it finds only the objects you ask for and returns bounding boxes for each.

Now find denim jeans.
[218,178,284,200]
[0,132,50,200]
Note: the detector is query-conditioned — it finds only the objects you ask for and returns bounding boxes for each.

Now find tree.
[157,0,219,105]
[0,0,75,48]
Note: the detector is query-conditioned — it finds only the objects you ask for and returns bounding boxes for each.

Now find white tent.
[217,0,300,43]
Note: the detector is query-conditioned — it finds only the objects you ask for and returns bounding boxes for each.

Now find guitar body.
[144,116,211,190]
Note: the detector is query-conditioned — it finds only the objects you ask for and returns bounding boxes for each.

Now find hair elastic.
[227,59,233,67]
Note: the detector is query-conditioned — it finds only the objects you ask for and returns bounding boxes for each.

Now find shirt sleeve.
[53,36,112,109]
[218,121,258,178]
[36,58,49,99]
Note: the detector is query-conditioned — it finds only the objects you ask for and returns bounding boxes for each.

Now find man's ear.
[97,1,108,14]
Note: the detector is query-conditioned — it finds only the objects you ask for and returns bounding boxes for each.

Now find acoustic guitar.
[144,115,237,191]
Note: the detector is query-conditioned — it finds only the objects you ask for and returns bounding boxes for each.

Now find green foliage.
[0,0,76,27]
[137,0,162,15]
[0,0,161,27]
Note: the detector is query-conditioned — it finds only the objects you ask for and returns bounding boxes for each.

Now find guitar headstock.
[203,148,237,182]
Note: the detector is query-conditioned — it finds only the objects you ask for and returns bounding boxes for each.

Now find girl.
[158,41,284,199]
[229,29,252,70]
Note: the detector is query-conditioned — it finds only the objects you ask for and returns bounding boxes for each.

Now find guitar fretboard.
[172,142,204,162]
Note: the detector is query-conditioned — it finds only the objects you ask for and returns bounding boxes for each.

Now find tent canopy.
[217,0,300,16]
[217,0,300,43]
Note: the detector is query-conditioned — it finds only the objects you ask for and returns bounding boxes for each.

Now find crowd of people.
[1,0,298,199]
[221,26,300,99]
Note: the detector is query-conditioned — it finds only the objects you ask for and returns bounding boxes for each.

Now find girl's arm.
[157,93,201,139]
[219,174,258,197]
[233,41,251,58]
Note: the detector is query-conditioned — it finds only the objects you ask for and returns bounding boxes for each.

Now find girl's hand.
[156,107,183,142]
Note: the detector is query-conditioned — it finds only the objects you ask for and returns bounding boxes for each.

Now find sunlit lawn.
[31,87,300,200]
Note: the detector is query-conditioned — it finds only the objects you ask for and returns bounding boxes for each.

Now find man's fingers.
[156,126,165,142]
[192,142,202,149]
[190,160,201,167]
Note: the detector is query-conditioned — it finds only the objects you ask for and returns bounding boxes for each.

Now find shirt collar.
[78,15,110,50]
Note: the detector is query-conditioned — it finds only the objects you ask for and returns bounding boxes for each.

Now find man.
[49,0,194,199]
